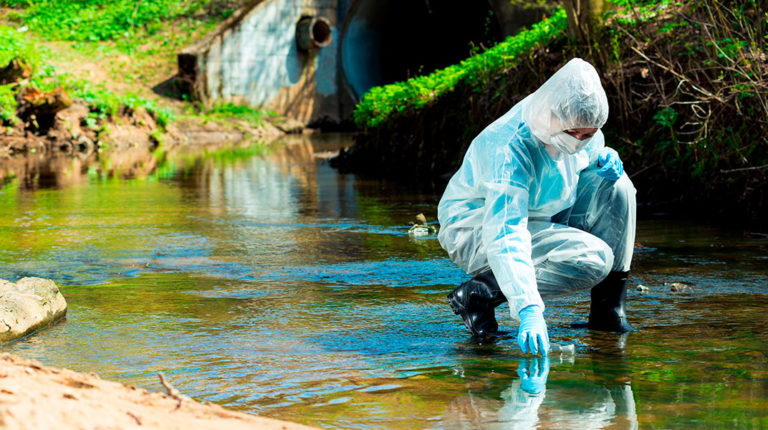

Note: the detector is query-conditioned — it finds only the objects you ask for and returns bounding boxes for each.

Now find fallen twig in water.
[126,411,142,425]
[158,372,191,410]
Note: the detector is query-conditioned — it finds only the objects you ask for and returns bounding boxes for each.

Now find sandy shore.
[0,353,319,430]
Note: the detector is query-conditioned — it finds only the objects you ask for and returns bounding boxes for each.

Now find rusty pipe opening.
[296,16,332,50]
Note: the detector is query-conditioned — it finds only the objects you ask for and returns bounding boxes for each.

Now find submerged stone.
[667,282,692,293]
[0,278,67,343]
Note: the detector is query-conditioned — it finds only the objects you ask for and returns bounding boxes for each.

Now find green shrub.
[0,24,41,70]
[353,9,568,128]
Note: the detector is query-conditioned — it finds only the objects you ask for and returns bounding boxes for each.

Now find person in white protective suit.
[437,58,637,356]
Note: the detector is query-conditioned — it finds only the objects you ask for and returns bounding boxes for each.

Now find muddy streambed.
[0,133,765,429]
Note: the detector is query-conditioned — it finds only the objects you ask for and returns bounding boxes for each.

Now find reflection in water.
[0,133,766,429]
[0,145,162,190]
[443,335,638,429]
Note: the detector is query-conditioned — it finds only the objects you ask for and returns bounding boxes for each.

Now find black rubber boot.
[447,271,507,337]
[588,271,634,333]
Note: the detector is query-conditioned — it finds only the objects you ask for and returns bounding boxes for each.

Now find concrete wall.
[179,0,544,126]
[181,0,352,125]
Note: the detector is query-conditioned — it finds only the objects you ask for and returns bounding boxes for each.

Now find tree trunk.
[0,58,32,85]
[563,0,607,47]
[18,86,72,123]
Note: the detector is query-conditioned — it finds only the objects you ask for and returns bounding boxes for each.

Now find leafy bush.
[0,24,41,71]
[353,9,568,128]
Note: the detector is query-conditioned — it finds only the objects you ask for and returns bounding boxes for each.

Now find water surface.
[0,134,766,429]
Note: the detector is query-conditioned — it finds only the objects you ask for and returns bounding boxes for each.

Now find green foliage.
[353,9,568,128]
[653,107,678,128]
[28,65,175,129]
[201,103,276,128]
[0,25,41,71]
[0,84,17,124]
[79,85,175,129]
[608,0,674,25]
[602,0,768,217]
[0,24,40,125]
[2,0,212,42]
[0,23,174,129]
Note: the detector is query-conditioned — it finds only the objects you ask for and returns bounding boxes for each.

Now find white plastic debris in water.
[550,342,575,356]
[408,225,437,236]
[408,213,438,237]
[519,342,575,358]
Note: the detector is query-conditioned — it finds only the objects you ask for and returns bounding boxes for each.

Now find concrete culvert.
[340,0,502,99]
[296,16,333,50]
[177,0,544,124]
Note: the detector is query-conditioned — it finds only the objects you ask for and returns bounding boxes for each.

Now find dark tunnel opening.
[341,0,503,99]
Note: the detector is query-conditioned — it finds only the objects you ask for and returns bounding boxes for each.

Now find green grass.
[203,103,277,128]
[0,21,175,129]
[0,1,236,129]
[0,83,16,124]
[0,0,224,42]
[0,24,40,69]
[353,9,568,128]
[1,0,224,94]
[0,24,37,124]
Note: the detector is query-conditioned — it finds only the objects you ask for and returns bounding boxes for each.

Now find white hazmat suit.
[438,58,637,320]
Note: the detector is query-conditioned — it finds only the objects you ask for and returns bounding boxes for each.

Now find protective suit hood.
[522,58,609,151]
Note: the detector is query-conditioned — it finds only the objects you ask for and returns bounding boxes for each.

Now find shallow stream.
[1,134,766,429]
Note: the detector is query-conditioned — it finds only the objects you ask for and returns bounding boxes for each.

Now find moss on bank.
[349,0,768,225]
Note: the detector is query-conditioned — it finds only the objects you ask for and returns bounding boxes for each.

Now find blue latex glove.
[597,149,624,181]
[517,305,550,356]
[517,357,551,394]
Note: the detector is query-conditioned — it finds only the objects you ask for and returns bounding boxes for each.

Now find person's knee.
[588,174,636,223]
[584,239,614,285]
[536,240,613,297]
[610,174,636,208]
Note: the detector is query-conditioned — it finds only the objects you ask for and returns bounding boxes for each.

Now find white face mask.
[549,132,592,155]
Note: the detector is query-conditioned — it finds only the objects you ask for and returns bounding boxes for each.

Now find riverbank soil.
[0,100,282,162]
[0,353,318,430]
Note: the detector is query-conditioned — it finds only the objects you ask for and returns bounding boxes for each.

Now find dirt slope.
[0,353,319,430]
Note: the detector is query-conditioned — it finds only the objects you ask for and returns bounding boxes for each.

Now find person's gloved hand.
[517,305,550,356]
[597,149,624,181]
[517,357,551,394]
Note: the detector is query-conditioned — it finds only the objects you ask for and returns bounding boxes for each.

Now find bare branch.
[720,163,768,174]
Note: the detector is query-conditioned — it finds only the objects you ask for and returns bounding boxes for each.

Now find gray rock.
[0,278,67,343]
